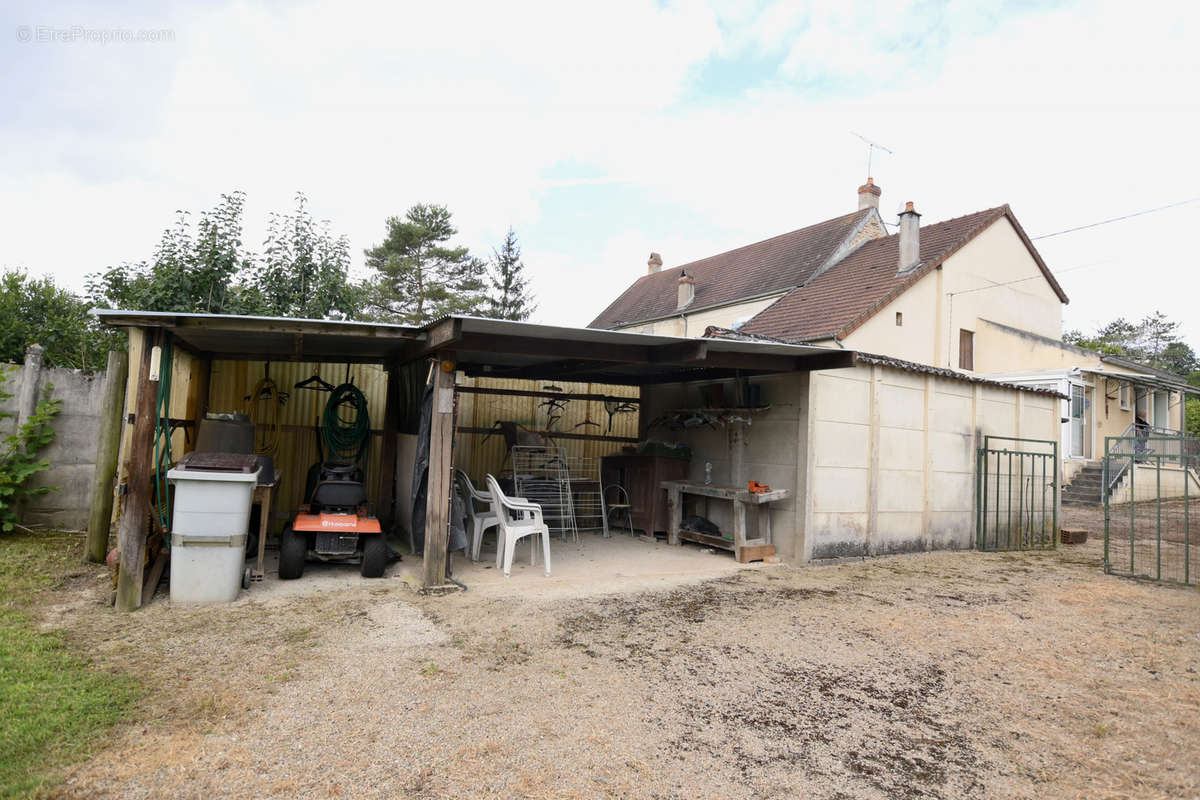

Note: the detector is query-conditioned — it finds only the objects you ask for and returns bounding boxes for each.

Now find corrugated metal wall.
[456,376,640,484]
[206,360,388,526]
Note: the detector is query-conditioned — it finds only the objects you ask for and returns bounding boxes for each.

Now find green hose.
[153,334,174,541]
[322,382,370,465]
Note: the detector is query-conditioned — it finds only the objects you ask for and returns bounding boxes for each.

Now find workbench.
[661,480,789,563]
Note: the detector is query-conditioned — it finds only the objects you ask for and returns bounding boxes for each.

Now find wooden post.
[85,349,129,563]
[422,355,456,590]
[115,329,161,612]
[378,363,401,528]
[666,485,681,545]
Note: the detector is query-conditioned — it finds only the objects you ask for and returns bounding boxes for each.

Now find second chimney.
[857,177,881,210]
[898,201,921,272]
[677,270,695,310]
[647,252,663,274]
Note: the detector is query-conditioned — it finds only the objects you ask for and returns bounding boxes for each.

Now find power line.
[1031,197,1200,240]
[946,259,1114,297]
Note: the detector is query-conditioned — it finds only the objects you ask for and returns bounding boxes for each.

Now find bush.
[0,368,61,532]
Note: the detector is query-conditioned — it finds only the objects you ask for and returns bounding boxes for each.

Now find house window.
[1119,383,1131,411]
[895,312,903,326]
[958,329,974,371]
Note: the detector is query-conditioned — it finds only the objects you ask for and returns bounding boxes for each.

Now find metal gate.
[1104,433,1199,585]
[976,435,1058,551]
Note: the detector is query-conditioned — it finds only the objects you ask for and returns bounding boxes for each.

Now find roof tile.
[588,209,871,329]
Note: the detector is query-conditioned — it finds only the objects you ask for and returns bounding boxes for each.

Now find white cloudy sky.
[2,0,1198,340]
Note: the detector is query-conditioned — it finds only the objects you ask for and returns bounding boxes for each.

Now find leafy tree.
[485,228,536,321]
[1065,311,1192,374]
[87,192,253,314]
[0,370,61,532]
[0,270,112,370]
[1159,341,1198,377]
[245,192,359,320]
[362,204,488,325]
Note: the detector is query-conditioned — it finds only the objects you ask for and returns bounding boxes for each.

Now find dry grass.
[25,529,1200,800]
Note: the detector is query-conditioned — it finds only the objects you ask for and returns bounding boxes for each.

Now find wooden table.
[662,480,789,563]
[250,472,280,582]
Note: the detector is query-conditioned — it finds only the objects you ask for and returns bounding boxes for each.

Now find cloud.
[1,0,1198,344]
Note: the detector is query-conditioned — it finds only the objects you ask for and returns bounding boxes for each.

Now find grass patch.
[0,532,138,798]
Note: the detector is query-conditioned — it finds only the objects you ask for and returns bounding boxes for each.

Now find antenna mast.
[851,131,894,177]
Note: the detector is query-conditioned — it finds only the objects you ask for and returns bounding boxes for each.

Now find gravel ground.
[44,531,1200,800]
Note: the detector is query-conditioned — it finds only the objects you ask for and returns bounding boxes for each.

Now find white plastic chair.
[486,474,551,577]
[456,470,499,562]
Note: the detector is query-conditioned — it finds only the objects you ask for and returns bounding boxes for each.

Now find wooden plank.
[455,425,638,445]
[678,528,733,551]
[660,480,790,504]
[86,349,128,563]
[422,357,456,589]
[115,328,162,612]
[732,500,748,549]
[454,385,640,404]
[666,485,681,546]
[736,543,776,563]
[141,545,168,606]
[378,364,401,527]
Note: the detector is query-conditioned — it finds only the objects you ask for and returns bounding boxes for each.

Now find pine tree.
[486,228,536,321]
[362,204,488,325]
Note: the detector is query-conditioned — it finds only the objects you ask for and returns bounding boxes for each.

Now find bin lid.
[169,452,262,482]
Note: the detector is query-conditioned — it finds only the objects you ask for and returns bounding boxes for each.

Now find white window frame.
[1118,383,1131,411]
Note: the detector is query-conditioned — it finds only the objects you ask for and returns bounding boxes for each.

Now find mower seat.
[310,480,367,511]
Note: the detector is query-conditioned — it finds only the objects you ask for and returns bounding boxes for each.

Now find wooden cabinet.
[602,454,689,535]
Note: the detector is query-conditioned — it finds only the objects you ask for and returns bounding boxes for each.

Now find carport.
[92,310,854,609]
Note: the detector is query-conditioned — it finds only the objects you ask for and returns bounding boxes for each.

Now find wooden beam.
[86,349,128,563]
[399,318,463,363]
[422,356,456,590]
[200,351,390,365]
[378,364,401,527]
[649,340,708,364]
[456,426,638,444]
[483,359,626,382]
[174,315,423,339]
[115,328,162,612]
[454,385,640,404]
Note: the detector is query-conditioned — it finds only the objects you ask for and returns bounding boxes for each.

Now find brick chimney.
[677,270,695,310]
[898,201,921,272]
[647,252,663,274]
[857,177,881,211]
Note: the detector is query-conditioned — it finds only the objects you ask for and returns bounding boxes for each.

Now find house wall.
[617,294,786,338]
[844,217,1064,372]
[642,362,1060,565]
[976,320,1102,374]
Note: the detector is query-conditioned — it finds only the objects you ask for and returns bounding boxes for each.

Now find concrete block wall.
[808,363,1060,561]
[1,359,108,530]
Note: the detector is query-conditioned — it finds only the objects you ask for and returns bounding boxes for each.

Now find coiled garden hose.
[323,382,371,465]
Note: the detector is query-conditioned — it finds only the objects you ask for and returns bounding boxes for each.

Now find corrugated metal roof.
[92,310,858,384]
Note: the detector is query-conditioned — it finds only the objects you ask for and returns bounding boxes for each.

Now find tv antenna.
[851,131,894,177]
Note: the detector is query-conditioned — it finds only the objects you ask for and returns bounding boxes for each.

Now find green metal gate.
[1104,434,1199,586]
[976,436,1058,551]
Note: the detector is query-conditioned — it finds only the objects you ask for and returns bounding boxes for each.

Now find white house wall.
[843,217,1064,372]
[618,294,785,338]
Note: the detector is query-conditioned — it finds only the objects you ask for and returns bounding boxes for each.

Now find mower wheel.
[279,523,306,580]
[361,533,387,578]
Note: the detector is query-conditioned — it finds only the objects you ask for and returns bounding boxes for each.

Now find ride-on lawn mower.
[278,380,388,579]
